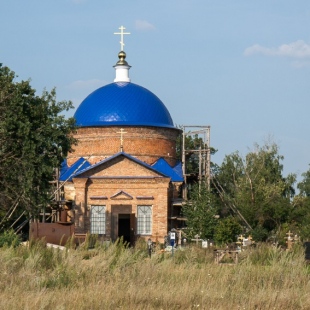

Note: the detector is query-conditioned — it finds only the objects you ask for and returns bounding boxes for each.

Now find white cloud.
[135,20,155,31]
[66,79,107,91]
[244,40,310,59]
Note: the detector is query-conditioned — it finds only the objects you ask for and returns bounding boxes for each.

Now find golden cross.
[114,26,130,51]
[117,128,127,152]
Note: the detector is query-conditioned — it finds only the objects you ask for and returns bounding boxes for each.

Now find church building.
[56,27,184,245]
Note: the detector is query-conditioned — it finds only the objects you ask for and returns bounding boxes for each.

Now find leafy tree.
[0,64,76,229]
[176,132,205,174]
[297,166,310,197]
[214,216,242,245]
[288,169,310,240]
[182,182,218,240]
[212,142,296,236]
[251,225,269,242]
[176,129,216,175]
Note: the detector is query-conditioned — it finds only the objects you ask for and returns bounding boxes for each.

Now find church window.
[137,206,152,235]
[90,206,106,234]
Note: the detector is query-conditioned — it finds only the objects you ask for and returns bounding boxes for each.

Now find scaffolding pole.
[181,125,211,200]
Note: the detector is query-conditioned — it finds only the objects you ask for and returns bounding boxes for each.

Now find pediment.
[74,153,167,179]
[110,190,133,200]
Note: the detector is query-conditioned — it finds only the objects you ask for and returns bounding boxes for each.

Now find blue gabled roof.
[63,153,184,182]
[152,158,184,182]
[74,82,175,129]
[173,161,183,180]
[59,157,91,181]
[73,152,169,178]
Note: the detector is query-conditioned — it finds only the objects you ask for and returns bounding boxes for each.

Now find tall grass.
[0,240,309,309]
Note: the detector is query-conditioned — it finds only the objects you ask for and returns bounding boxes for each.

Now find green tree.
[176,128,216,175]
[214,216,242,245]
[176,132,205,174]
[288,168,310,240]
[0,64,76,229]
[297,166,310,197]
[182,182,218,240]
[212,142,296,237]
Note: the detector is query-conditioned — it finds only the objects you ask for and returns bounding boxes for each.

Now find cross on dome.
[114,26,130,51]
[113,26,131,82]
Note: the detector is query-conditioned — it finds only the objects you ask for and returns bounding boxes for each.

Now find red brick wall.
[67,126,180,167]
[72,177,170,243]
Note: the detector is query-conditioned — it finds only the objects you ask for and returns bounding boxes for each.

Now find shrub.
[214,216,242,245]
[0,230,21,247]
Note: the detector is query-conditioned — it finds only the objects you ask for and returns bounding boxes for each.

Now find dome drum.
[68,126,180,167]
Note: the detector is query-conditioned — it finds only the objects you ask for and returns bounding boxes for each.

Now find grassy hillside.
[0,239,309,309]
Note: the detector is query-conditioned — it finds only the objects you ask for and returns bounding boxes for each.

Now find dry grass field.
[0,239,309,310]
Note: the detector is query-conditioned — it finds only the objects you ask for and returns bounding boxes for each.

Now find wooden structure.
[181,125,211,199]
[285,230,299,250]
[214,250,239,264]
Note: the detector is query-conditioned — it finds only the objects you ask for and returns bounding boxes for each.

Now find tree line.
[182,135,310,245]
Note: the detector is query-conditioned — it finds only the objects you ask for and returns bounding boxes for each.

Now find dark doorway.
[118,214,131,244]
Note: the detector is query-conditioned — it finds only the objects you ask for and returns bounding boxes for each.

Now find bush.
[0,230,21,247]
[251,225,269,242]
[214,216,242,245]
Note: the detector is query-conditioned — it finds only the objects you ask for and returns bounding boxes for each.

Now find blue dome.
[74,82,175,128]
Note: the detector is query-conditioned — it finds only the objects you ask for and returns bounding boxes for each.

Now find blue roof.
[60,159,69,177]
[152,158,184,182]
[173,161,183,180]
[59,157,91,181]
[61,153,184,183]
[74,82,175,129]
[73,152,169,178]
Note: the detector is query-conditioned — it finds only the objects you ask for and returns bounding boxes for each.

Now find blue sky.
[1,0,310,182]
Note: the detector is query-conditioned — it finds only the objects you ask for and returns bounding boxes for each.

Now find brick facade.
[64,126,181,244]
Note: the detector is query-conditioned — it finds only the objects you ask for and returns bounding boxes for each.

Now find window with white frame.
[90,206,106,234]
[137,206,152,235]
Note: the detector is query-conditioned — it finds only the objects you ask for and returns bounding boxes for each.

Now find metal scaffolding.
[181,125,211,200]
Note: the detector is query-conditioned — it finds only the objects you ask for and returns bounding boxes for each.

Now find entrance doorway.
[118,214,131,244]
[111,205,136,246]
